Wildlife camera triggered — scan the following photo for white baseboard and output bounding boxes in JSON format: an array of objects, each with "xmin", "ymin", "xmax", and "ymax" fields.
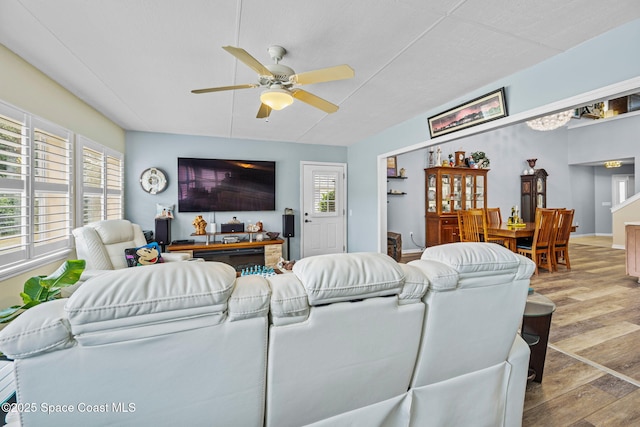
[{"xmin": 402, "ymin": 248, "xmax": 423, "ymax": 254}]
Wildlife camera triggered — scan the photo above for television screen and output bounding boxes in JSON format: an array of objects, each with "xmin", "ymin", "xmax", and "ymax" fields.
[{"xmin": 177, "ymin": 158, "xmax": 276, "ymax": 212}]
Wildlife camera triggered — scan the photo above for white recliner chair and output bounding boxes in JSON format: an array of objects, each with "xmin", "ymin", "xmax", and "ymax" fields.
[
  {"xmin": 407, "ymin": 242, "xmax": 535, "ymax": 427},
  {"xmin": 72, "ymin": 219, "xmax": 189, "ymax": 280}
]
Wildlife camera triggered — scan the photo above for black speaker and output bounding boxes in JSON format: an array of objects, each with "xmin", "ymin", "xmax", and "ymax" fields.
[
  {"xmin": 155, "ymin": 218, "xmax": 171, "ymax": 251},
  {"xmin": 282, "ymin": 214, "xmax": 295, "ymax": 238}
]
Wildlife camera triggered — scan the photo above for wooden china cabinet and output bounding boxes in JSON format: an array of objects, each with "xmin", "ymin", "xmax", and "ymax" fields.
[
  {"xmin": 425, "ymin": 166, "xmax": 489, "ymax": 247},
  {"xmin": 520, "ymin": 169, "xmax": 548, "ymax": 223}
]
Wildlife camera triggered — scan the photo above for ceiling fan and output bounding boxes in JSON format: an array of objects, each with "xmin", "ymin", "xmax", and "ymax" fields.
[{"xmin": 191, "ymin": 45, "xmax": 354, "ymax": 118}]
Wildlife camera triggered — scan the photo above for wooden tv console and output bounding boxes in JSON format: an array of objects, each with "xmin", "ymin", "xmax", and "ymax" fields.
[{"xmin": 167, "ymin": 237, "xmax": 283, "ymax": 268}]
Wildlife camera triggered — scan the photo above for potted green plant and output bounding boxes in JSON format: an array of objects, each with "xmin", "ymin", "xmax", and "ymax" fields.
[
  {"xmin": 0, "ymin": 259, "xmax": 85, "ymax": 324},
  {"xmin": 470, "ymin": 151, "xmax": 490, "ymax": 169}
]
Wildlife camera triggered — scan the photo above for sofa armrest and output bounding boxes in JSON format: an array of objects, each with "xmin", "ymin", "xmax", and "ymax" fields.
[
  {"xmin": 267, "ymin": 273, "xmax": 309, "ymax": 326},
  {"xmin": 228, "ymin": 275, "xmax": 271, "ymax": 321},
  {"xmin": 0, "ymin": 299, "xmax": 74, "ymax": 359}
]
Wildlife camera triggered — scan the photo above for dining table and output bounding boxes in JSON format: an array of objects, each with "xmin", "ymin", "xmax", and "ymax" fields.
[
  {"xmin": 485, "ymin": 223, "xmax": 537, "ymax": 252},
  {"xmin": 485, "ymin": 222, "xmax": 578, "ymax": 253}
]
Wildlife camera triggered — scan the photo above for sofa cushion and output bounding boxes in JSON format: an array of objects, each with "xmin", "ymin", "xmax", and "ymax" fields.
[
  {"xmin": 92, "ymin": 219, "xmax": 139, "ymax": 245},
  {"xmin": 65, "ymin": 261, "xmax": 237, "ymax": 334},
  {"xmin": 292, "ymin": 252, "xmax": 405, "ymax": 305},
  {"xmin": 420, "ymin": 242, "xmax": 521, "ymax": 275}
]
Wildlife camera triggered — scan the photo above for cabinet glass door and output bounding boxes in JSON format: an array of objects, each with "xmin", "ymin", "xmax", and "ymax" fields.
[
  {"xmin": 427, "ymin": 173, "xmax": 437, "ymax": 212},
  {"xmin": 441, "ymin": 174, "xmax": 451, "ymax": 213},
  {"xmin": 465, "ymin": 175, "xmax": 473, "ymax": 209},
  {"xmin": 475, "ymin": 175, "xmax": 485, "ymax": 208},
  {"xmin": 453, "ymin": 174, "xmax": 462, "ymax": 211}
]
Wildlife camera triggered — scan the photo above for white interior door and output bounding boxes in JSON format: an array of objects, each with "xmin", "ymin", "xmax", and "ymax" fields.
[
  {"xmin": 612, "ymin": 174, "xmax": 634, "ymax": 207},
  {"xmin": 301, "ymin": 162, "xmax": 347, "ymax": 258}
]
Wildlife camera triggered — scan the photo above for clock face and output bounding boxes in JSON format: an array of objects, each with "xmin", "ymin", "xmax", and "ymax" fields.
[{"xmin": 140, "ymin": 167, "xmax": 167, "ymax": 194}]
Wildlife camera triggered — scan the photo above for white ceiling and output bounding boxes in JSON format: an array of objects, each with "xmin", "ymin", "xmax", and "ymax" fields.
[{"xmin": 2, "ymin": 0, "xmax": 640, "ymax": 146}]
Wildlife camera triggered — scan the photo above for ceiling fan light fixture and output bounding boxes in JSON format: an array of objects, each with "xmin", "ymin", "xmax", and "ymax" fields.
[{"xmin": 260, "ymin": 88, "xmax": 294, "ymax": 110}]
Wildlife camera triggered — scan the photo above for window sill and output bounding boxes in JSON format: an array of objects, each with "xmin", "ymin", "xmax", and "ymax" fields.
[{"xmin": 0, "ymin": 250, "xmax": 73, "ymax": 282}]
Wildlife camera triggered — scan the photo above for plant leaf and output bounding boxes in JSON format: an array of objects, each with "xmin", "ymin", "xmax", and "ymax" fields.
[
  {"xmin": 23, "ymin": 276, "xmax": 46, "ymax": 302},
  {"xmin": 0, "ymin": 306, "xmax": 22, "ymax": 319},
  {"xmin": 39, "ymin": 260, "xmax": 86, "ymax": 290}
]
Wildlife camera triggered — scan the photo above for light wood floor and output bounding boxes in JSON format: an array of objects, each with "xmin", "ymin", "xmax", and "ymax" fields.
[{"xmin": 402, "ymin": 239, "xmax": 640, "ymax": 426}]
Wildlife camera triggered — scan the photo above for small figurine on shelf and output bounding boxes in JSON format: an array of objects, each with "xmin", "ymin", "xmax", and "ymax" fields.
[{"xmin": 192, "ymin": 215, "xmax": 207, "ymax": 235}]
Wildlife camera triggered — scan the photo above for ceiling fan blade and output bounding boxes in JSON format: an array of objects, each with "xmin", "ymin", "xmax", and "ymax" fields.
[
  {"xmin": 290, "ymin": 64, "xmax": 354, "ymax": 85},
  {"xmin": 291, "ymin": 89, "xmax": 339, "ymax": 114},
  {"xmin": 222, "ymin": 46, "xmax": 274, "ymax": 77},
  {"xmin": 257, "ymin": 103, "xmax": 272, "ymax": 119},
  {"xmin": 191, "ymin": 84, "xmax": 257, "ymax": 94}
]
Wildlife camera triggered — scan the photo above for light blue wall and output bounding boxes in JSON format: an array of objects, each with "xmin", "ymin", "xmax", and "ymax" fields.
[
  {"xmin": 349, "ymin": 18, "xmax": 640, "ymax": 252},
  {"xmin": 125, "ymin": 131, "xmax": 347, "ymax": 259},
  {"xmin": 387, "ymin": 115, "xmax": 639, "ymax": 249},
  {"xmin": 387, "ymin": 122, "xmax": 573, "ymax": 250}
]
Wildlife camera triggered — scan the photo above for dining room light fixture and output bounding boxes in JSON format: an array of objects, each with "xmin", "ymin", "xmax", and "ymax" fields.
[
  {"xmin": 526, "ymin": 110, "xmax": 573, "ymax": 131},
  {"xmin": 604, "ymin": 161, "xmax": 622, "ymax": 168},
  {"xmin": 260, "ymin": 87, "xmax": 294, "ymax": 110}
]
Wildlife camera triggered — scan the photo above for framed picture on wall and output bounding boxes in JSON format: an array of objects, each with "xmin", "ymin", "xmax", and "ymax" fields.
[
  {"xmin": 427, "ymin": 87, "xmax": 508, "ymax": 138},
  {"xmin": 387, "ymin": 156, "xmax": 397, "ymax": 177}
]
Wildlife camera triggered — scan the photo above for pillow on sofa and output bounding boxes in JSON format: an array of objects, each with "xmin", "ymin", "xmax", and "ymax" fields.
[{"xmin": 125, "ymin": 242, "xmax": 164, "ymax": 267}]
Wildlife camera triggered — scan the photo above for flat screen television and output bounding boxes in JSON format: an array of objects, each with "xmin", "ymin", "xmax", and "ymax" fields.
[{"xmin": 177, "ymin": 158, "xmax": 276, "ymax": 212}]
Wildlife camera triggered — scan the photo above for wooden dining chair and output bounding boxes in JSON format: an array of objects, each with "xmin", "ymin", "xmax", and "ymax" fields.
[
  {"xmin": 552, "ymin": 209, "xmax": 575, "ymax": 271},
  {"xmin": 486, "ymin": 208, "xmax": 502, "ymax": 228},
  {"xmin": 516, "ymin": 208, "xmax": 557, "ymax": 275},
  {"xmin": 457, "ymin": 209, "xmax": 483, "ymax": 242},
  {"xmin": 458, "ymin": 209, "xmax": 502, "ymax": 244}
]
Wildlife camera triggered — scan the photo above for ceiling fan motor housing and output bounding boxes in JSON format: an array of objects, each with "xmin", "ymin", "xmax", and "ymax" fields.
[{"xmin": 265, "ymin": 64, "xmax": 295, "ymax": 83}]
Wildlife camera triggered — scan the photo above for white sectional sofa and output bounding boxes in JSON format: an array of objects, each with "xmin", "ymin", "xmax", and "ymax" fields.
[{"xmin": 0, "ymin": 242, "xmax": 535, "ymax": 427}]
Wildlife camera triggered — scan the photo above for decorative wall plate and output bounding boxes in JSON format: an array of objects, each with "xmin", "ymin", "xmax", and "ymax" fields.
[{"xmin": 140, "ymin": 167, "xmax": 167, "ymax": 194}]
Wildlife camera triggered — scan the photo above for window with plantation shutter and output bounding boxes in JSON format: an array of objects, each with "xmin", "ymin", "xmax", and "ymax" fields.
[
  {"xmin": 0, "ymin": 102, "xmax": 73, "ymax": 272},
  {"xmin": 32, "ymin": 122, "xmax": 72, "ymax": 256},
  {"xmin": 0, "ymin": 106, "xmax": 27, "ymax": 267},
  {"xmin": 77, "ymin": 137, "xmax": 123, "ymax": 225},
  {"xmin": 0, "ymin": 100, "xmax": 124, "ymax": 279}
]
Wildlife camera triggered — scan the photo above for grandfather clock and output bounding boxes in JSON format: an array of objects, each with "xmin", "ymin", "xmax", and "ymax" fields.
[{"xmin": 521, "ymin": 169, "xmax": 548, "ymax": 223}]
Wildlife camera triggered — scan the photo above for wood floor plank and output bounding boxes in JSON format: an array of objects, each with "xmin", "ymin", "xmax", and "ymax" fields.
[
  {"xmin": 523, "ymin": 384, "xmax": 616, "ymax": 427},
  {"xmin": 523, "ymin": 361, "xmax": 605, "ymax": 410},
  {"xmin": 582, "ymin": 388, "xmax": 640, "ymax": 426},
  {"xmin": 553, "ymin": 322, "xmax": 640, "ymax": 353}
]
